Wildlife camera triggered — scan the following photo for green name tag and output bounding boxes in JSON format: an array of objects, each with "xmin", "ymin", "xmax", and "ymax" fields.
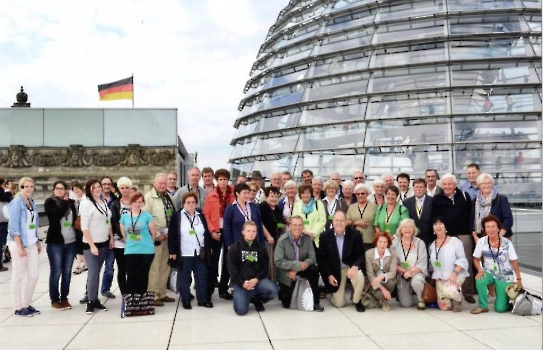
[
  {"xmin": 433, "ymin": 261, "xmax": 441, "ymax": 268},
  {"xmin": 129, "ymin": 235, "xmax": 140, "ymax": 241},
  {"xmin": 106, "ymin": 219, "xmax": 109, "ymax": 224},
  {"xmin": 277, "ymin": 223, "xmax": 284, "ymax": 228},
  {"xmin": 384, "ymin": 223, "xmax": 390, "ymax": 233},
  {"xmin": 166, "ymin": 209, "xmax": 173, "ymax": 217},
  {"xmin": 246, "ymin": 254, "xmax": 255, "ymax": 262},
  {"xmin": 493, "ymin": 265, "xmax": 498, "ymax": 271},
  {"xmin": 401, "ymin": 261, "xmax": 410, "ymax": 269},
  {"xmin": 189, "ymin": 229, "xmax": 196, "ymax": 235},
  {"xmin": 63, "ymin": 221, "xmax": 71, "ymax": 228},
  {"xmin": 327, "ymin": 215, "xmax": 333, "ymax": 220},
  {"xmin": 303, "ymin": 220, "xmax": 310, "ymax": 226},
  {"xmin": 29, "ymin": 223, "xmax": 36, "ymax": 230}
]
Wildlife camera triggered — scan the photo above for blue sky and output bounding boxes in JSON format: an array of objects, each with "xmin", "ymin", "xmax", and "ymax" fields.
[{"xmin": 0, "ymin": 0, "xmax": 287, "ymax": 172}]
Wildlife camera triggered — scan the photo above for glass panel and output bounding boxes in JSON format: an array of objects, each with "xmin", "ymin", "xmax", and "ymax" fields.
[
  {"xmin": 240, "ymin": 96, "xmax": 264, "ymax": 117},
  {"xmin": 296, "ymin": 122, "xmax": 366, "ymax": 151},
  {"xmin": 308, "ymin": 51, "xmax": 370, "ymax": 79},
  {"xmin": 323, "ymin": 8, "xmax": 377, "ymax": 33},
  {"xmin": 251, "ymin": 155, "xmax": 299, "ymax": 177},
  {"xmin": 451, "ymin": 62, "xmax": 539, "ymax": 86},
  {"xmin": 371, "ymin": 42, "xmax": 447, "ymax": 68},
  {"xmin": 449, "ymin": 37, "xmax": 534, "ymax": 60},
  {"xmin": 379, "ymin": 0, "xmax": 444, "ymax": 21},
  {"xmin": 373, "ymin": 19, "xmax": 446, "ymax": 44},
  {"xmin": 368, "ymin": 66, "xmax": 448, "ymax": 93},
  {"xmin": 315, "ymin": 28, "xmax": 374, "ymax": 56},
  {"xmin": 453, "ymin": 115, "xmax": 541, "ymax": 143},
  {"xmin": 522, "ymin": 0, "xmax": 542, "ymax": 9},
  {"xmin": 276, "ymin": 24, "xmax": 320, "ymax": 50},
  {"xmin": 366, "ymin": 92, "xmax": 450, "ymax": 120},
  {"xmin": 529, "ymin": 37, "xmax": 541, "ymax": 56},
  {"xmin": 247, "ymin": 65, "xmax": 310, "ymax": 96},
  {"xmin": 303, "ymin": 73, "xmax": 369, "ymax": 102},
  {"xmin": 269, "ymin": 43, "xmax": 315, "ymax": 70},
  {"xmin": 293, "ymin": 153, "xmax": 368, "ymax": 179},
  {"xmin": 44, "ymin": 109, "xmax": 103, "ymax": 147},
  {"xmin": 0, "ymin": 109, "xmax": 43, "ymax": 147},
  {"xmin": 233, "ymin": 121, "xmax": 258, "ymax": 140},
  {"xmin": 230, "ymin": 139, "xmax": 256, "ymax": 159},
  {"xmin": 230, "ymin": 162, "xmax": 254, "ymax": 177},
  {"xmin": 364, "ymin": 146, "xmax": 452, "ymax": 174},
  {"xmin": 299, "ymin": 102, "xmax": 367, "ymax": 126},
  {"xmin": 449, "ymin": 14, "xmax": 529, "ymax": 35},
  {"xmin": 104, "ymin": 109, "xmax": 176, "ymax": 147},
  {"xmin": 332, "ymin": 0, "xmax": 376, "ymax": 11},
  {"xmin": 255, "ymin": 113, "xmax": 301, "ymax": 134},
  {"xmin": 274, "ymin": 5, "xmax": 328, "ymax": 38},
  {"xmin": 258, "ymin": 84, "xmax": 305, "ymax": 111},
  {"xmin": 252, "ymin": 134, "xmax": 300, "ymax": 156},
  {"xmin": 452, "ymin": 88, "xmax": 541, "ymax": 114},
  {"xmin": 524, "ymin": 14, "xmax": 542, "ymax": 32},
  {"xmin": 365, "ymin": 118, "xmax": 451, "ymax": 147},
  {"xmin": 448, "ymin": 0, "xmax": 520, "ymax": 11},
  {"xmin": 453, "ymin": 143, "xmax": 540, "ymax": 172}
]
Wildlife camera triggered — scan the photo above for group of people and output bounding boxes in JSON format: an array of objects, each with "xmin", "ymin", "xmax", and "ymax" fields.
[{"xmin": 0, "ymin": 163, "xmax": 523, "ymax": 318}]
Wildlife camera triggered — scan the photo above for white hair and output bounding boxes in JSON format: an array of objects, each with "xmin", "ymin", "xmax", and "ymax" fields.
[
  {"xmin": 441, "ymin": 173, "xmax": 457, "ymax": 184},
  {"xmin": 117, "ymin": 177, "xmax": 133, "ymax": 187},
  {"xmin": 312, "ymin": 176, "xmax": 324, "ymax": 184},
  {"xmin": 373, "ymin": 178, "xmax": 385, "ymax": 186},
  {"xmin": 354, "ymin": 183, "xmax": 372, "ymax": 195},
  {"xmin": 342, "ymin": 180, "xmax": 354, "ymax": 189},
  {"xmin": 381, "ymin": 173, "xmax": 394, "ymax": 181},
  {"xmin": 154, "ymin": 173, "xmax": 167, "ymax": 181},
  {"xmin": 476, "ymin": 173, "xmax": 494, "ymax": 186},
  {"xmin": 283, "ymin": 179, "xmax": 297, "ymax": 189},
  {"xmin": 270, "ymin": 171, "xmax": 281, "ymax": 178}
]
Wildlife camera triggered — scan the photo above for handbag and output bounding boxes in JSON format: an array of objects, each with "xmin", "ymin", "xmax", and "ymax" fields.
[
  {"xmin": 441, "ymin": 282, "xmax": 461, "ymax": 301},
  {"xmin": 422, "ymin": 281, "xmax": 437, "ymax": 303},
  {"xmin": 121, "ymin": 292, "xmax": 156, "ymax": 318},
  {"xmin": 289, "ymin": 276, "xmax": 314, "ymax": 311},
  {"xmin": 0, "ymin": 201, "xmax": 8, "ymax": 223},
  {"xmin": 511, "ymin": 290, "xmax": 543, "ymax": 316},
  {"xmin": 73, "ymin": 216, "xmax": 81, "ymax": 231},
  {"xmin": 168, "ymin": 267, "xmax": 179, "ymax": 294}
]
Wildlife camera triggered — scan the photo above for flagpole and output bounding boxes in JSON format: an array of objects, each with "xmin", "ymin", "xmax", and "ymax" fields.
[{"xmin": 132, "ymin": 73, "xmax": 134, "ymax": 108}]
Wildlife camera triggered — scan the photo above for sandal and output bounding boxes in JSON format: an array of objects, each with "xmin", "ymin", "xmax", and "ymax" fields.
[
  {"xmin": 82, "ymin": 265, "xmax": 88, "ymax": 271},
  {"xmin": 73, "ymin": 267, "xmax": 83, "ymax": 275},
  {"xmin": 470, "ymin": 306, "xmax": 489, "ymax": 314}
]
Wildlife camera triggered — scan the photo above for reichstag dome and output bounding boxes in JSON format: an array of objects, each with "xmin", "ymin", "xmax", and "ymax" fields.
[{"xmin": 229, "ymin": 0, "xmax": 542, "ymax": 205}]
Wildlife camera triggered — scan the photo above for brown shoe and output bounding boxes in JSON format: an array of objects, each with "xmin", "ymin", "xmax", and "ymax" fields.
[
  {"xmin": 161, "ymin": 296, "xmax": 175, "ymax": 302},
  {"xmin": 452, "ymin": 300, "xmax": 462, "ymax": 313},
  {"xmin": 0, "ymin": 266, "xmax": 8, "ymax": 272},
  {"xmin": 464, "ymin": 295, "xmax": 476, "ymax": 304},
  {"xmin": 61, "ymin": 300, "xmax": 72, "ymax": 310},
  {"xmin": 471, "ymin": 306, "xmax": 489, "ymax": 314},
  {"xmin": 154, "ymin": 299, "xmax": 164, "ymax": 307},
  {"xmin": 51, "ymin": 302, "xmax": 65, "ymax": 310}
]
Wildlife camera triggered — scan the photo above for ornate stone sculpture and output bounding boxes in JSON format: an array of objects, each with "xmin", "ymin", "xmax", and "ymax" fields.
[{"xmin": 12, "ymin": 86, "xmax": 31, "ymax": 108}]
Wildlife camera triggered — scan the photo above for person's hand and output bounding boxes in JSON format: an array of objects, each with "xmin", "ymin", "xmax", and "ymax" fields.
[
  {"xmin": 288, "ymin": 270, "xmax": 297, "ymax": 280},
  {"xmin": 347, "ymin": 266, "xmax": 358, "ymax": 280},
  {"xmin": 37, "ymin": 242, "xmax": 42, "ymax": 254},
  {"xmin": 447, "ymin": 272, "xmax": 458, "ymax": 284},
  {"xmin": 517, "ymin": 279, "xmax": 523, "ymax": 290},
  {"xmin": 109, "ymin": 238, "xmax": 114, "ymax": 249},
  {"xmin": 403, "ymin": 271, "xmax": 412, "ymax": 280},
  {"xmin": 300, "ymin": 262, "xmax": 308, "ymax": 271},
  {"xmin": 267, "ymin": 236, "xmax": 274, "ymax": 245},
  {"xmin": 475, "ymin": 270, "xmax": 485, "ymax": 280},
  {"xmin": 243, "ymin": 281, "xmax": 252, "ymax": 290},
  {"xmin": 18, "ymin": 248, "xmax": 27, "ymax": 258},
  {"xmin": 358, "ymin": 220, "xmax": 368, "ymax": 228},
  {"xmin": 328, "ymin": 275, "xmax": 338, "ymax": 287},
  {"xmin": 371, "ymin": 276, "xmax": 383, "ymax": 289},
  {"xmin": 382, "ymin": 288, "xmax": 392, "ymax": 300},
  {"xmin": 211, "ymin": 232, "xmax": 221, "ymax": 241},
  {"xmin": 158, "ymin": 234, "xmax": 166, "ymax": 242},
  {"xmin": 90, "ymin": 246, "xmax": 99, "ymax": 256},
  {"xmin": 170, "ymin": 254, "xmax": 177, "ymax": 261},
  {"xmin": 246, "ymin": 278, "xmax": 258, "ymax": 289}
]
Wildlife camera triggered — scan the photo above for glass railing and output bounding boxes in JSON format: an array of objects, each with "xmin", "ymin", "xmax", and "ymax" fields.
[{"xmin": 509, "ymin": 208, "xmax": 542, "ymax": 272}]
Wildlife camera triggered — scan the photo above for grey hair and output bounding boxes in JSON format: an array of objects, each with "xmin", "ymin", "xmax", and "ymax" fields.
[
  {"xmin": 373, "ymin": 178, "xmax": 385, "ymax": 186},
  {"xmin": 312, "ymin": 176, "xmax": 324, "ymax": 184},
  {"xmin": 283, "ymin": 179, "xmax": 297, "ymax": 189},
  {"xmin": 396, "ymin": 218, "xmax": 420, "ymax": 237},
  {"xmin": 476, "ymin": 173, "xmax": 494, "ymax": 186},
  {"xmin": 342, "ymin": 180, "xmax": 354, "ymax": 189},
  {"xmin": 270, "ymin": 171, "xmax": 281, "ymax": 178},
  {"xmin": 354, "ymin": 183, "xmax": 372, "ymax": 195},
  {"xmin": 381, "ymin": 173, "xmax": 394, "ymax": 181},
  {"xmin": 441, "ymin": 173, "xmax": 457, "ymax": 184},
  {"xmin": 117, "ymin": 177, "xmax": 133, "ymax": 187},
  {"xmin": 154, "ymin": 173, "xmax": 167, "ymax": 181}
]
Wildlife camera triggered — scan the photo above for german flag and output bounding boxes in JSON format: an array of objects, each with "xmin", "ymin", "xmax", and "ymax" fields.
[{"xmin": 98, "ymin": 76, "xmax": 133, "ymax": 101}]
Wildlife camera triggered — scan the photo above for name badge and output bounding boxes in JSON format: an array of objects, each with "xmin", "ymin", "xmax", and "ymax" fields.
[
  {"xmin": 384, "ymin": 223, "xmax": 390, "ymax": 233},
  {"xmin": 246, "ymin": 254, "xmax": 255, "ymax": 262},
  {"xmin": 106, "ymin": 219, "xmax": 110, "ymax": 224},
  {"xmin": 29, "ymin": 223, "xmax": 36, "ymax": 230},
  {"xmin": 63, "ymin": 221, "xmax": 71, "ymax": 228},
  {"xmin": 433, "ymin": 261, "xmax": 441, "ymax": 268},
  {"xmin": 128, "ymin": 229, "xmax": 141, "ymax": 241},
  {"xmin": 493, "ymin": 265, "xmax": 498, "ymax": 272},
  {"xmin": 327, "ymin": 215, "xmax": 333, "ymax": 220},
  {"xmin": 189, "ymin": 229, "xmax": 196, "ymax": 235},
  {"xmin": 303, "ymin": 220, "xmax": 310, "ymax": 226},
  {"xmin": 166, "ymin": 209, "xmax": 173, "ymax": 217},
  {"xmin": 401, "ymin": 261, "xmax": 410, "ymax": 269}
]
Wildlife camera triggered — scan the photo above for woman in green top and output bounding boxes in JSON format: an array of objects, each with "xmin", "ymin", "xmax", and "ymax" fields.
[
  {"xmin": 292, "ymin": 184, "xmax": 326, "ymax": 247},
  {"xmin": 373, "ymin": 186, "xmax": 409, "ymax": 237}
]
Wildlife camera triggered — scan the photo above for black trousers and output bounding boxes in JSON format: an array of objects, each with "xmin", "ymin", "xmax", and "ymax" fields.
[
  {"xmin": 125, "ymin": 254, "xmax": 154, "ymax": 295},
  {"xmin": 278, "ymin": 264, "xmax": 320, "ymax": 308},
  {"xmin": 207, "ymin": 233, "xmax": 230, "ymax": 298},
  {"xmin": 113, "ymin": 248, "xmax": 128, "ymax": 295}
]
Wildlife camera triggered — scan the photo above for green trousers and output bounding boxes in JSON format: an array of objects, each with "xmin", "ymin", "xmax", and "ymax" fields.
[{"xmin": 475, "ymin": 272, "xmax": 511, "ymax": 312}]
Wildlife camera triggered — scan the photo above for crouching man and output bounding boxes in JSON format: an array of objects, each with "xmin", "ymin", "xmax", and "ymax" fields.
[{"xmin": 227, "ymin": 221, "xmax": 278, "ymax": 315}]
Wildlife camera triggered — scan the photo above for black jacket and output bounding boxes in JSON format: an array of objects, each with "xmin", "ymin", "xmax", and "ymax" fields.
[
  {"xmin": 0, "ymin": 188, "xmax": 13, "ymax": 203},
  {"xmin": 227, "ymin": 237, "xmax": 269, "ymax": 287},
  {"xmin": 168, "ymin": 209, "xmax": 211, "ymax": 268},
  {"xmin": 431, "ymin": 188, "xmax": 472, "ymax": 236},
  {"xmin": 110, "ymin": 199, "xmax": 129, "ymax": 239},
  {"xmin": 44, "ymin": 197, "xmax": 77, "ymax": 245},
  {"xmin": 403, "ymin": 195, "xmax": 434, "ymax": 247},
  {"xmin": 318, "ymin": 227, "xmax": 365, "ymax": 293}
]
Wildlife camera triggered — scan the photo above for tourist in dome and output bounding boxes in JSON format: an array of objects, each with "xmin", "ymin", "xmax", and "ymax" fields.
[
  {"xmin": 346, "ymin": 183, "xmax": 377, "ymax": 253},
  {"xmin": 292, "ymin": 184, "xmax": 326, "ymax": 247},
  {"xmin": 365, "ymin": 232, "xmax": 397, "ymax": 311},
  {"xmin": 278, "ymin": 180, "xmax": 298, "ymax": 224},
  {"xmin": 322, "ymin": 180, "xmax": 348, "ymax": 231},
  {"xmin": 374, "ymin": 186, "xmax": 409, "ymax": 237}
]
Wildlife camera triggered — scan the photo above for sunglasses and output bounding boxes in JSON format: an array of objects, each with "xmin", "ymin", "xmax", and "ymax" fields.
[{"xmin": 353, "ymin": 177, "xmax": 364, "ymax": 180}]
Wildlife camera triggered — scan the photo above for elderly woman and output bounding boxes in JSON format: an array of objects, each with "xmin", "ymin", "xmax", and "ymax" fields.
[
  {"xmin": 259, "ymin": 186, "xmax": 286, "ymax": 279},
  {"xmin": 347, "ymin": 184, "xmax": 377, "ymax": 253},
  {"xmin": 323, "ymin": 180, "xmax": 348, "ymax": 230},
  {"xmin": 369, "ymin": 179, "xmax": 386, "ymax": 206},
  {"xmin": 471, "ymin": 215, "xmax": 523, "ymax": 314},
  {"xmin": 391, "ymin": 219, "xmax": 428, "ymax": 310},
  {"xmin": 312, "ymin": 176, "xmax": 325, "ymax": 201},
  {"xmin": 45, "ymin": 181, "xmax": 78, "ymax": 310},
  {"xmin": 278, "ymin": 180, "xmax": 297, "ymax": 224},
  {"xmin": 340, "ymin": 180, "xmax": 355, "ymax": 206},
  {"xmin": 374, "ymin": 186, "xmax": 409, "ymax": 236},
  {"xmin": 248, "ymin": 183, "xmax": 260, "ymax": 203},
  {"xmin": 292, "ymin": 184, "xmax": 326, "ymax": 247},
  {"xmin": 168, "ymin": 192, "xmax": 212, "ymax": 309},
  {"xmin": 429, "ymin": 217, "xmax": 469, "ymax": 312},
  {"xmin": 365, "ymin": 232, "xmax": 397, "ymax": 311},
  {"xmin": 470, "ymin": 173, "xmax": 513, "ymax": 243}
]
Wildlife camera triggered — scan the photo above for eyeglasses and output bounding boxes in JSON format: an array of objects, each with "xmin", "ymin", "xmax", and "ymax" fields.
[
  {"xmin": 93, "ymin": 185, "xmax": 102, "ymax": 189},
  {"xmin": 54, "ymin": 187, "xmax": 66, "ymax": 190},
  {"xmin": 101, "ymin": 183, "xmax": 111, "ymax": 187},
  {"xmin": 167, "ymin": 178, "xmax": 176, "ymax": 181},
  {"xmin": 353, "ymin": 177, "xmax": 364, "ymax": 180},
  {"xmin": 250, "ymin": 189, "xmax": 258, "ymax": 193},
  {"xmin": 356, "ymin": 192, "xmax": 367, "ymax": 196}
]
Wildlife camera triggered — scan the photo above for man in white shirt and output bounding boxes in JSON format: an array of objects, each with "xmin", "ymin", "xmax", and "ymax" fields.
[{"xmin": 425, "ymin": 169, "xmax": 442, "ymax": 196}]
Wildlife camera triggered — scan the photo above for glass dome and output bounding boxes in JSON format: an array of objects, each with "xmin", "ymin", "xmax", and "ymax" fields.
[{"xmin": 229, "ymin": 0, "xmax": 542, "ymax": 205}]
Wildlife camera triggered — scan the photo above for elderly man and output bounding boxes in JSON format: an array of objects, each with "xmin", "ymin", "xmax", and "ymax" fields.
[
  {"xmin": 403, "ymin": 179, "xmax": 433, "ymax": 248},
  {"xmin": 462, "ymin": 163, "xmax": 480, "ymax": 200},
  {"xmin": 352, "ymin": 171, "xmax": 365, "ymax": 186},
  {"xmin": 144, "ymin": 173, "xmax": 178, "ymax": 306},
  {"xmin": 274, "ymin": 215, "xmax": 323, "ymax": 312},
  {"xmin": 301, "ymin": 169, "xmax": 313, "ymax": 186},
  {"xmin": 396, "ymin": 173, "xmax": 414, "ymax": 204},
  {"xmin": 425, "ymin": 169, "xmax": 442, "ymax": 196},
  {"xmin": 173, "ymin": 167, "xmax": 207, "ymax": 210},
  {"xmin": 431, "ymin": 173, "xmax": 476, "ymax": 303},
  {"xmin": 318, "ymin": 211, "xmax": 366, "ymax": 312},
  {"xmin": 381, "ymin": 173, "xmax": 395, "ymax": 188},
  {"xmin": 249, "ymin": 170, "xmax": 266, "ymax": 203}
]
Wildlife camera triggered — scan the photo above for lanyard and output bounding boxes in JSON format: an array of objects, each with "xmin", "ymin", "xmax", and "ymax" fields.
[
  {"xmin": 130, "ymin": 210, "xmax": 142, "ymax": 232},
  {"xmin": 416, "ymin": 198, "xmax": 423, "ymax": 218},
  {"xmin": 183, "ymin": 211, "xmax": 199, "ymax": 229},
  {"xmin": 93, "ymin": 199, "xmax": 109, "ymax": 219},
  {"xmin": 326, "ymin": 199, "xmax": 337, "ymax": 215},
  {"xmin": 435, "ymin": 237, "xmax": 447, "ymax": 261},
  {"xmin": 488, "ymin": 237, "xmax": 501, "ymax": 265},
  {"xmin": 26, "ymin": 204, "xmax": 35, "ymax": 222},
  {"xmin": 385, "ymin": 204, "xmax": 396, "ymax": 223},
  {"xmin": 401, "ymin": 240, "xmax": 412, "ymax": 262},
  {"xmin": 358, "ymin": 203, "xmax": 368, "ymax": 218},
  {"xmin": 235, "ymin": 201, "xmax": 251, "ymax": 221}
]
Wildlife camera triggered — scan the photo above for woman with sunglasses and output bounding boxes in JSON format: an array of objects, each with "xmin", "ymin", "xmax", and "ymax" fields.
[{"xmin": 347, "ymin": 183, "xmax": 377, "ymax": 253}]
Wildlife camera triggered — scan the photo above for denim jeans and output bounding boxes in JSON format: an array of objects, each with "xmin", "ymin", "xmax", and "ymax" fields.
[
  {"xmin": 101, "ymin": 250, "xmax": 116, "ymax": 294},
  {"xmin": 180, "ymin": 253, "xmax": 208, "ymax": 303},
  {"xmin": 47, "ymin": 242, "xmax": 76, "ymax": 303},
  {"xmin": 84, "ymin": 246, "xmax": 109, "ymax": 301},
  {"xmin": 233, "ymin": 278, "xmax": 278, "ymax": 315},
  {"xmin": 0, "ymin": 222, "xmax": 7, "ymax": 268}
]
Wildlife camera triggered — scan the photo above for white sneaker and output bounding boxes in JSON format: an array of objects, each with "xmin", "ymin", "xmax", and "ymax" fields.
[{"xmin": 488, "ymin": 295, "xmax": 496, "ymax": 304}]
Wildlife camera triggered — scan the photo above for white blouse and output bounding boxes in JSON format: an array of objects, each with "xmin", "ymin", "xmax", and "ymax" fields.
[{"xmin": 429, "ymin": 237, "xmax": 469, "ymax": 280}]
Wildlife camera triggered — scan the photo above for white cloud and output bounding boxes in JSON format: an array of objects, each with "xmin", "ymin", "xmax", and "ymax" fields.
[{"xmin": 0, "ymin": 0, "xmax": 287, "ymax": 173}]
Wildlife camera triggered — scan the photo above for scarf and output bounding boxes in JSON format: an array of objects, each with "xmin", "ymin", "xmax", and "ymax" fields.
[
  {"xmin": 217, "ymin": 186, "xmax": 232, "ymax": 218},
  {"xmin": 301, "ymin": 198, "xmax": 316, "ymax": 216},
  {"xmin": 475, "ymin": 189, "xmax": 495, "ymax": 234},
  {"xmin": 51, "ymin": 195, "xmax": 70, "ymax": 216}
]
